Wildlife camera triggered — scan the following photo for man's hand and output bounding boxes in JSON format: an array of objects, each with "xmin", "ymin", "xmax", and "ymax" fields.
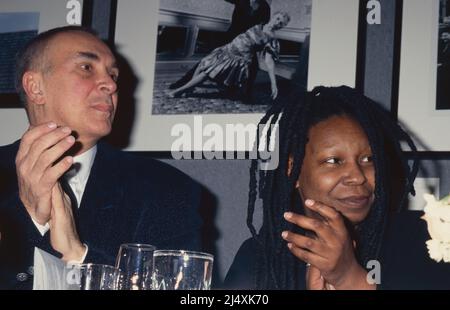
[
  {"xmin": 49, "ymin": 183, "xmax": 85, "ymax": 262},
  {"xmin": 15, "ymin": 123, "xmax": 75, "ymax": 225},
  {"xmin": 282, "ymin": 199, "xmax": 375, "ymax": 290}
]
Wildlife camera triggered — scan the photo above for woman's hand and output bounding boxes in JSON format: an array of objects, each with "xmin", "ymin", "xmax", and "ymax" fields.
[
  {"xmin": 282, "ymin": 199, "xmax": 375, "ymax": 290},
  {"xmin": 271, "ymin": 82, "xmax": 278, "ymax": 100},
  {"xmin": 306, "ymin": 263, "xmax": 338, "ymax": 290},
  {"xmin": 306, "ymin": 264, "xmax": 325, "ymax": 290}
]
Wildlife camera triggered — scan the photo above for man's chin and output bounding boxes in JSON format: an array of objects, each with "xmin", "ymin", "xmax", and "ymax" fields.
[{"xmin": 83, "ymin": 126, "xmax": 112, "ymax": 142}]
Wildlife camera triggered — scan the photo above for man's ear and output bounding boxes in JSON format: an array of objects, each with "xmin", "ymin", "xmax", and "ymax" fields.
[
  {"xmin": 287, "ymin": 155, "xmax": 301, "ymax": 189},
  {"xmin": 22, "ymin": 71, "xmax": 45, "ymax": 105}
]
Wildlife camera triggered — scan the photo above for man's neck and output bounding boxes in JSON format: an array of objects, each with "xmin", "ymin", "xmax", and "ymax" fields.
[{"xmin": 68, "ymin": 138, "xmax": 98, "ymax": 157}]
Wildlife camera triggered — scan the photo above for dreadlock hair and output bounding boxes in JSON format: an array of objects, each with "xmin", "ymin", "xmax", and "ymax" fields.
[{"xmin": 246, "ymin": 85, "xmax": 419, "ymax": 289}]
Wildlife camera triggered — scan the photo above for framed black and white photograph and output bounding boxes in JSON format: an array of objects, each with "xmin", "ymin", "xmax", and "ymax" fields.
[
  {"xmin": 114, "ymin": 0, "xmax": 360, "ymax": 152},
  {"xmin": 398, "ymin": 0, "xmax": 450, "ymax": 151},
  {"xmin": 152, "ymin": 0, "xmax": 311, "ymax": 115}
]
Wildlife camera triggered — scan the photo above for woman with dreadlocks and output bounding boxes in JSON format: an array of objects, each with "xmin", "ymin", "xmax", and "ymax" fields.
[{"xmin": 224, "ymin": 85, "xmax": 450, "ymax": 289}]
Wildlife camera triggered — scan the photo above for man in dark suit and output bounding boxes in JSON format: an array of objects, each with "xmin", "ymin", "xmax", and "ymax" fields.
[
  {"xmin": 224, "ymin": 0, "xmax": 271, "ymax": 43},
  {"xmin": 0, "ymin": 26, "xmax": 202, "ymax": 289},
  {"xmin": 224, "ymin": 0, "xmax": 271, "ymax": 102}
]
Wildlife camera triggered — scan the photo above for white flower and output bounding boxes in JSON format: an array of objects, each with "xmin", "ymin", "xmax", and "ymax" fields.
[
  {"xmin": 444, "ymin": 243, "xmax": 450, "ymax": 263},
  {"xmin": 422, "ymin": 194, "xmax": 450, "ymax": 262},
  {"xmin": 426, "ymin": 240, "xmax": 444, "ymax": 262}
]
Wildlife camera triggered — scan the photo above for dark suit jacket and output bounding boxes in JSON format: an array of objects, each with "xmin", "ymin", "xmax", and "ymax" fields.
[
  {"xmin": 0, "ymin": 141, "xmax": 202, "ymax": 290},
  {"xmin": 224, "ymin": 211, "xmax": 450, "ymax": 290}
]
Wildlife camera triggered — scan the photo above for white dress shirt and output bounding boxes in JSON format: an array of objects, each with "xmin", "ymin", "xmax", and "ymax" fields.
[{"xmin": 31, "ymin": 145, "xmax": 97, "ymax": 262}]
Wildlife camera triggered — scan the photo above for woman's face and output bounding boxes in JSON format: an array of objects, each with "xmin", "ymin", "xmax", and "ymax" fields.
[
  {"xmin": 270, "ymin": 13, "xmax": 289, "ymax": 31},
  {"xmin": 296, "ymin": 115, "xmax": 376, "ymax": 224}
]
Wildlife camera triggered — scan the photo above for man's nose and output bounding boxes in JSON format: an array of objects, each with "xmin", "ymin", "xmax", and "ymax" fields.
[{"xmin": 99, "ymin": 73, "xmax": 117, "ymax": 94}]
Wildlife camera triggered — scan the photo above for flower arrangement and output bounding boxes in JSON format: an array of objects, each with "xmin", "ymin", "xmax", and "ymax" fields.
[{"xmin": 422, "ymin": 194, "xmax": 450, "ymax": 263}]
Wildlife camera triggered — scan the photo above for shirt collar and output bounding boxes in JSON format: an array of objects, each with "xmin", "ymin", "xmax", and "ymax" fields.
[{"xmin": 65, "ymin": 145, "xmax": 97, "ymax": 185}]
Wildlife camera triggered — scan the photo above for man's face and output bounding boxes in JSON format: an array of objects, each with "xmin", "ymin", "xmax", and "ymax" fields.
[
  {"xmin": 297, "ymin": 115, "xmax": 376, "ymax": 224},
  {"xmin": 39, "ymin": 31, "xmax": 119, "ymax": 144}
]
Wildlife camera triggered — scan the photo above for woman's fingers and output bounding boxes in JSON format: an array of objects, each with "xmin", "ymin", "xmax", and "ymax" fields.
[
  {"xmin": 286, "ymin": 242, "xmax": 327, "ymax": 270},
  {"xmin": 304, "ymin": 199, "xmax": 346, "ymax": 233},
  {"xmin": 281, "ymin": 230, "xmax": 325, "ymax": 257},
  {"xmin": 283, "ymin": 211, "xmax": 333, "ymax": 241}
]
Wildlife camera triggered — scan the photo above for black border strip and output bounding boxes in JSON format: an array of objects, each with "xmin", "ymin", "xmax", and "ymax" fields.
[
  {"xmin": 405, "ymin": 151, "xmax": 450, "ymax": 160},
  {"xmin": 107, "ymin": 0, "xmax": 118, "ymax": 45},
  {"xmin": 0, "ymin": 93, "xmax": 22, "ymax": 109},
  {"xmin": 390, "ymin": 0, "xmax": 404, "ymax": 119},
  {"xmin": 130, "ymin": 151, "xmax": 450, "ymax": 161},
  {"xmin": 131, "ymin": 151, "xmax": 174, "ymax": 159},
  {"xmin": 129, "ymin": 151, "xmax": 261, "ymax": 160},
  {"xmin": 355, "ymin": 0, "xmax": 368, "ymax": 91},
  {"xmin": 81, "ymin": 0, "xmax": 94, "ymax": 27}
]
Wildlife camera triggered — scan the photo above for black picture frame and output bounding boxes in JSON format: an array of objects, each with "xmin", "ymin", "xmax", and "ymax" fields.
[{"xmin": 0, "ymin": 93, "xmax": 22, "ymax": 108}]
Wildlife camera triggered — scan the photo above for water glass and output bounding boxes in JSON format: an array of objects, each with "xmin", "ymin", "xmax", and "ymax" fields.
[
  {"xmin": 115, "ymin": 243, "xmax": 156, "ymax": 290},
  {"xmin": 76, "ymin": 264, "xmax": 119, "ymax": 290},
  {"xmin": 152, "ymin": 250, "xmax": 213, "ymax": 290}
]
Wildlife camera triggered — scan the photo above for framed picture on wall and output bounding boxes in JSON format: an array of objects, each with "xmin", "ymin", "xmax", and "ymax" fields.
[
  {"xmin": 152, "ymin": 0, "xmax": 311, "ymax": 115},
  {"xmin": 114, "ymin": 0, "xmax": 360, "ymax": 153},
  {"xmin": 0, "ymin": 0, "xmax": 84, "ymax": 109},
  {"xmin": 398, "ymin": 0, "xmax": 450, "ymax": 151}
]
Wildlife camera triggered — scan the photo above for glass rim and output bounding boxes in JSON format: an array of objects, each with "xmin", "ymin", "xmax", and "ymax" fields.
[
  {"xmin": 77, "ymin": 263, "xmax": 119, "ymax": 271},
  {"xmin": 153, "ymin": 250, "xmax": 214, "ymax": 261},
  {"xmin": 119, "ymin": 243, "xmax": 157, "ymax": 251}
]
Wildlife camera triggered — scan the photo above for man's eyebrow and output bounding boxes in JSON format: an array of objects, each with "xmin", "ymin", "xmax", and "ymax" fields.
[
  {"xmin": 74, "ymin": 51, "xmax": 100, "ymax": 61},
  {"xmin": 73, "ymin": 51, "xmax": 118, "ymax": 69}
]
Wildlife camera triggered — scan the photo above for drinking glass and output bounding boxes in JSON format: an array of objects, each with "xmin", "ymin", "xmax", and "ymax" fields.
[
  {"xmin": 152, "ymin": 250, "xmax": 213, "ymax": 290},
  {"xmin": 76, "ymin": 264, "xmax": 119, "ymax": 290},
  {"xmin": 115, "ymin": 243, "xmax": 156, "ymax": 290}
]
